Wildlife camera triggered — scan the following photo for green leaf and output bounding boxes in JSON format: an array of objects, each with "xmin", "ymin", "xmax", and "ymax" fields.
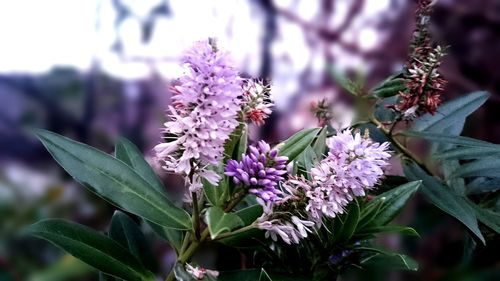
[
  {"xmin": 452, "ymin": 158, "xmax": 500, "ymax": 178},
  {"xmin": 278, "ymin": 128, "xmax": 321, "ymax": 162},
  {"xmin": 360, "ymin": 252, "xmax": 418, "ymax": 271},
  {"xmin": 109, "ymin": 211, "xmax": 156, "ymax": 271},
  {"xmin": 437, "ymin": 146, "xmax": 500, "ymax": 160},
  {"xmin": 236, "ymin": 124, "xmax": 248, "ymax": 161},
  {"xmin": 412, "ymin": 91, "xmax": 489, "ymax": 132},
  {"xmin": 371, "ymin": 76, "xmax": 406, "ymax": 98},
  {"xmin": 205, "ymin": 207, "xmax": 244, "ymax": 239},
  {"xmin": 312, "ymin": 126, "xmax": 328, "ymax": 159},
  {"xmin": 35, "ymin": 130, "xmax": 191, "ymax": 230},
  {"xmin": 204, "ymin": 176, "xmax": 228, "ymax": 207},
  {"xmin": 99, "ymin": 272, "xmax": 118, "ymax": 281},
  {"xmin": 365, "ymin": 181, "xmax": 421, "ymax": 227},
  {"xmin": 403, "ymin": 161, "xmax": 485, "ymax": 244},
  {"xmin": 24, "ymin": 219, "xmax": 155, "ymax": 281},
  {"xmin": 402, "ymin": 131, "xmax": 496, "ymax": 148},
  {"xmin": 224, "ymin": 124, "xmax": 246, "ymax": 163},
  {"xmin": 335, "ymin": 201, "xmax": 360, "ymax": 242},
  {"xmin": 147, "ymin": 223, "xmax": 183, "ymax": 253},
  {"xmin": 114, "ymin": 138, "xmax": 186, "ymax": 252},
  {"xmin": 466, "ymin": 177, "xmax": 500, "ymax": 195},
  {"xmin": 356, "ymin": 225, "xmax": 419, "ymax": 237},
  {"xmin": 115, "ymin": 138, "xmax": 165, "ymax": 194},
  {"xmin": 235, "ymin": 204, "xmax": 263, "ymax": 225},
  {"xmin": 296, "ymin": 146, "xmax": 318, "ymax": 176},
  {"xmin": 468, "ymin": 203, "xmax": 500, "ymax": 234}
]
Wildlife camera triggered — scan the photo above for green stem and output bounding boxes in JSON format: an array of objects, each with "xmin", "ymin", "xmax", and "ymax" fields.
[
  {"xmin": 212, "ymin": 224, "xmax": 256, "ymax": 241},
  {"xmin": 369, "ymin": 116, "xmax": 434, "ymax": 175},
  {"xmin": 164, "ymin": 193, "xmax": 247, "ymax": 281},
  {"xmin": 192, "ymin": 192, "xmax": 200, "ymax": 240}
]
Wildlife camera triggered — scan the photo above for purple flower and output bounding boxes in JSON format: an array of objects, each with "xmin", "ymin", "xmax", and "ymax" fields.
[
  {"xmin": 154, "ymin": 40, "xmax": 241, "ymax": 195},
  {"xmin": 225, "ymin": 140, "xmax": 288, "ymax": 202}
]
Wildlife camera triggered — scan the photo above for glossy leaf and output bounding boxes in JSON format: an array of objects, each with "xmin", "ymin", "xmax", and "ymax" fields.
[
  {"xmin": 205, "ymin": 207, "xmax": 244, "ymax": 239},
  {"xmin": 360, "ymin": 251, "xmax": 418, "ymax": 271},
  {"xmin": 468, "ymin": 203, "xmax": 500, "ymax": 234},
  {"xmin": 452, "ymin": 158, "xmax": 500, "ymax": 178},
  {"xmin": 335, "ymin": 201, "xmax": 360, "ymax": 242},
  {"xmin": 356, "ymin": 225, "xmax": 419, "ymax": 237},
  {"xmin": 437, "ymin": 146, "xmax": 500, "ymax": 160},
  {"xmin": 114, "ymin": 138, "xmax": 186, "ymax": 251},
  {"xmin": 403, "ymin": 161, "xmax": 485, "ymax": 244},
  {"xmin": 412, "ymin": 91, "xmax": 489, "ymax": 132},
  {"xmin": 312, "ymin": 126, "xmax": 328, "ymax": 159},
  {"xmin": 402, "ymin": 131, "xmax": 495, "ymax": 148},
  {"xmin": 204, "ymin": 176, "xmax": 228, "ymax": 207},
  {"xmin": 115, "ymin": 138, "xmax": 165, "ymax": 194},
  {"xmin": 109, "ymin": 211, "xmax": 156, "ymax": 271},
  {"xmin": 24, "ymin": 219, "xmax": 155, "ymax": 281},
  {"xmin": 366, "ymin": 181, "xmax": 421, "ymax": 227},
  {"xmin": 466, "ymin": 177, "xmax": 500, "ymax": 195},
  {"xmin": 35, "ymin": 130, "xmax": 191, "ymax": 230},
  {"xmin": 371, "ymin": 77, "xmax": 406, "ymax": 98},
  {"xmin": 278, "ymin": 128, "xmax": 321, "ymax": 162},
  {"xmin": 235, "ymin": 204, "xmax": 263, "ymax": 225}
]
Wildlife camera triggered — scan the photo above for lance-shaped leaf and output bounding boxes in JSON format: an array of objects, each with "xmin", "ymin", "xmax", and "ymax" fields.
[
  {"xmin": 278, "ymin": 128, "xmax": 321, "ymax": 162},
  {"xmin": 109, "ymin": 211, "xmax": 157, "ymax": 272},
  {"xmin": 114, "ymin": 138, "xmax": 185, "ymax": 252},
  {"xmin": 24, "ymin": 219, "xmax": 155, "ymax": 281},
  {"xmin": 411, "ymin": 91, "xmax": 489, "ymax": 132},
  {"xmin": 403, "ymin": 161, "xmax": 485, "ymax": 244},
  {"xmin": 365, "ymin": 181, "xmax": 421, "ymax": 227},
  {"xmin": 205, "ymin": 207, "xmax": 244, "ymax": 239},
  {"xmin": 115, "ymin": 138, "xmax": 165, "ymax": 194},
  {"xmin": 35, "ymin": 130, "xmax": 191, "ymax": 230},
  {"xmin": 452, "ymin": 158, "xmax": 500, "ymax": 178}
]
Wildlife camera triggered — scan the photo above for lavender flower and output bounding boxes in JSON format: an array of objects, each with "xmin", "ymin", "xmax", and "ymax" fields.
[
  {"xmin": 154, "ymin": 40, "xmax": 241, "ymax": 194},
  {"xmin": 225, "ymin": 140, "xmax": 288, "ymax": 202},
  {"xmin": 257, "ymin": 197, "xmax": 315, "ymax": 245},
  {"xmin": 307, "ymin": 129, "xmax": 391, "ymax": 221}
]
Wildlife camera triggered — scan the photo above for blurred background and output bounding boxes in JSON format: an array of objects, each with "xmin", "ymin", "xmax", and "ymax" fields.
[{"xmin": 0, "ymin": 0, "xmax": 499, "ymax": 280}]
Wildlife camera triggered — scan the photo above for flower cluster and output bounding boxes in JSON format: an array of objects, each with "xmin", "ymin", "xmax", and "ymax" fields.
[
  {"xmin": 241, "ymin": 79, "xmax": 274, "ymax": 126},
  {"xmin": 256, "ymin": 129, "xmax": 391, "ymax": 244},
  {"xmin": 154, "ymin": 40, "xmax": 241, "ymax": 194},
  {"xmin": 396, "ymin": 0, "xmax": 447, "ymax": 118},
  {"xmin": 185, "ymin": 264, "xmax": 219, "ymax": 280},
  {"xmin": 307, "ymin": 129, "xmax": 391, "ymax": 221},
  {"xmin": 225, "ymin": 140, "xmax": 288, "ymax": 202},
  {"xmin": 257, "ymin": 193, "xmax": 315, "ymax": 245}
]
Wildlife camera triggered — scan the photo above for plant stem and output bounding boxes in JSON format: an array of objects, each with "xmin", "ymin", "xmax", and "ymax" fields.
[
  {"xmin": 369, "ymin": 116, "xmax": 434, "ymax": 176},
  {"xmin": 212, "ymin": 224, "xmax": 256, "ymax": 241},
  {"xmin": 192, "ymin": 192, "xmax": 200, "ymax": 240},
  {"xmin": 164, "ymin": 193, "xmax": 247, "ymax": 281}
]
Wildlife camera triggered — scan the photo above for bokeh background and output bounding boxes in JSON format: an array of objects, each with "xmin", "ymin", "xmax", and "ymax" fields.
[{"xmin": 1, "ymin": 0, "xmax": 499, "ymax": 280}]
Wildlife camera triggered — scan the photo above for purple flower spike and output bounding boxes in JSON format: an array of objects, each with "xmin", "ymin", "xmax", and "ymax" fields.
[{"xmin": 225, "ymin": 140, "xmax": 288, "ymax": 202}]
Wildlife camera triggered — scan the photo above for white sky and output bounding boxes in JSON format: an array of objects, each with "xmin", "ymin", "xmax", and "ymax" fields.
[{"xmin": 0, "ymin": 0, "xmax": 399, "ymax": 106}]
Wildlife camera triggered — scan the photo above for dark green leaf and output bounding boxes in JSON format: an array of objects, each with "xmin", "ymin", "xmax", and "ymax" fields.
[
  {"xmin": 236, "ymin": 124, "xmax": 248, "ymax": 161},
  {"xmin": 278, "ymin": 128, "xmax": 321, "ymax": 162},
  {"xmin": 403, "ymin": 161, "xmax": 485, "ymax": 244},
  {"xmin": 109, "ymin": 211, "xmax": 156, "ymax": 271},
  {"xmin": 402, "ymin": 131, "xmax": 495, "ymax": 148},
  {"xmin": 235, "ymin": 204, "xmax": 263, "ymax": 225},
  {"xmin": 147, "ymin": 223, "xmax": 183, "ymax": 253},
  {"xmin": 371, "ymin": 77, "xmax": 406, "ymax": 98},
  {"xmin": 335, "ymin": 201, "xmax": 360, "ymax": 242},
  {"xmin": 452, "ymin": 158, "xmax": 500, "ymax": 178},
  {"xmin": 468, "ymin": 203, "xmax": 500, "ymax": 234},
  {"xmin": 205, "ymin": 207, "xmax": 244, "ymax": 239},
  {"xmin": 35, "ymin": 130, "xmax": 191, "ymax": 230},
  {"xmin": 437, "ymin": 146, "xmax": 500, "ymax": 160},
  {"xmin": 467, "ymin": 177, "xmax": 500, "ymax": 195},
  {"xmin": 412, "ymin": 91, "xmax": 489, "ymax": 132},
  {"xmin": 312, "ymin": 126, "xmax": 328, "ymax": 159},
  {"xmin": 356, "ymin": 225, "xmax": 419, "ymax": 237},
  {"xmin": 114, "ymin": 138, "xmax": 185, "ymax": 250},
  {"xmin": 204, "ymin": 175, "xmax": 228, "ymax": 207},
  {"xmin": 360, "ymin": 252, "xmax": 418, "ymax": 271},
  {"xmin": 24, "ymin": 219, "xmax": 155, "ymax": 281},
  {"xmin": 366, "ymin": 181, "xmax": 421, "ymax": 227},
  {"xmin": 115, "ymin": 138, "xmax": 165, "ymax": 194}
]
